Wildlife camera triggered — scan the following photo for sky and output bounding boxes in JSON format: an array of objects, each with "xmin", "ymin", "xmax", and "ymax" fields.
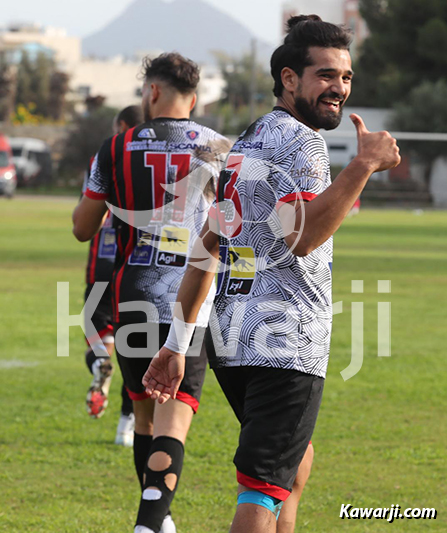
[{"xmin": 0, "ymin": 0, "xmax": 291, "ymax": 46}]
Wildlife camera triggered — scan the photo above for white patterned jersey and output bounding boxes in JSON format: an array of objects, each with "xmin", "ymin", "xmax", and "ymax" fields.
[{"xmin": 209, "ymin": 107, "xmax": 333, "ymax": 377}]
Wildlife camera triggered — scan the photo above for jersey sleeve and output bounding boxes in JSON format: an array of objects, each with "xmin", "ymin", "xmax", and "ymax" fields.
[
  {"xmin": 192, "ymin": 133, "xmax": 232, "ymax": 203},
  {"xmin": 208, "ymin": 199, "xmax": 217, "ymax": 220},
  {"xmin": 205, "ymin": 134, "xmax": 232, "ymax": 180},
  {"xmin": 274, "ymin": 134, "xmax": 329, "ymax": 209},
  {"xmin": 85, "ymin": 137, "xmax": 113, "ymax": 200},
  {"xmin": 81, "ymin": 155, "xmax": 95, "ymax": 196}
]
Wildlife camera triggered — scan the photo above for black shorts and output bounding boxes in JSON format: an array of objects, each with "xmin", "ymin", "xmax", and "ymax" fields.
[
  {"xmin": 84, "ymin": 283, "xmax": 113, "ymax": 345},
  {"xmin": 206, "ymin": 331, "xmax": 324, "ymax": 501},
  {"xmin": 114, "ymin": 322, "xmax": 207, "ymax": 413}
]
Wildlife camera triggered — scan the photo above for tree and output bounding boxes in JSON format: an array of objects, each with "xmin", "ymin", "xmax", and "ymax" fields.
[
  {"xmin": 31, "ymin": 52, "xmax": 52, "ymax": 117},
  {"xmin": 11, "ymin": 50, "xmax": 69, "ymax": 122},
  {"xmin": 59, "ymin": 106, "xmax": 118, "ymax": 181},
  {"xmin": 216, "ymin": 52, "xmax": 273, "ymax": 109},
  {"xmin": 349, "ymin": 0, "xmax": 447, "ymax": 107},
  {"xmin": 48, "ymin": 71, "xmax": 70, "ymax": 121},
  {"xmin": 389, "ymin": 80, "xmax": 447, "ymax": 182},
  {"xmin": 214, "ymin": 51, "xmax": 274, "ymax": 135},
  {"xmin": 0, "ymin": 54, "xmax": 17, "ymax": 122},
  {"xmin": 15, "ymin": 51, "xmax": 34, "ymax": 108}
]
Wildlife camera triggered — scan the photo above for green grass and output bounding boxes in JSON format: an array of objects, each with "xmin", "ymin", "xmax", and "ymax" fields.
[
  {"xmin": 17, "ymin": 186, "xmax": 81, "ymax": 197},
  {"xmin": 0, "ymin": 198, "xmax": 446, "ymax": 532}
]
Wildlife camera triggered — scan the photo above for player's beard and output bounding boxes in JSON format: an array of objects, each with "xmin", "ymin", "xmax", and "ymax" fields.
[{"xmin": 293, "ymin": 92, "xmax": 343, "ymax": 130}]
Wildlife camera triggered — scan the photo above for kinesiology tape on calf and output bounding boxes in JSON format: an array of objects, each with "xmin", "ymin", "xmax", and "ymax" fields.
[{"xmin": 136, "ymin": 436, "xmax": 185, "ymax": 531}]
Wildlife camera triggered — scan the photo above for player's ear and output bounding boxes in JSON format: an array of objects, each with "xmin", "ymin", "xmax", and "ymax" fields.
[
  {"xmin": 118, "ymin": 120, "xmax": 129, "ymax": 134},
  {"xmin": 151, "ymin": 83, "xmax": 160, "ymax": 104},
  {"xmin": 281, "ymin": 67, "xmax": 299, "ymax": 92},
  {"xmin": 189, "ymin": 93, "xmax": 197, "ymax": 112}
]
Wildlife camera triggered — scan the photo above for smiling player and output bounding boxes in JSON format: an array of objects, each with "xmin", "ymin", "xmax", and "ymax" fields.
[{"xmin": 143, "ymin": 15, "xmax": 400, "ymax": 533}]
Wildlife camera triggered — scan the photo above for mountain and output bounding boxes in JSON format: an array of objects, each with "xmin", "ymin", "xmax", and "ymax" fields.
[{"xmin": 82, "ymin": 0, "xmax": 274, "ymax": 64}]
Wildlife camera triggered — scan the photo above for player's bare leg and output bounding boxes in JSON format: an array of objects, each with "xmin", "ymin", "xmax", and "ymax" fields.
[
  {"xmin": 104, "ymin": 341, "xmax": 114, "ymax": 356},
  {"xmin": 230, "ymin": 485, "xmax": 278, "ymax": 533},
  {"xmin": 151, "ymin": 398, "xmax": 194, "ymax": 442},
  {"xmin": 277, "ymin": 443, "xmax": 314, "ymax": 533},
  {"xmin": 133, "ymin": 397, "xmax": 155, "ymax": 436}
]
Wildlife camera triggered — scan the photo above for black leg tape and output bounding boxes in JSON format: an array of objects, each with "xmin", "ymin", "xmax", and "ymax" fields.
[
  {"xmin": 136, "ymin": 436, "xmax": 185, "ymax": 532},
  {"xmin": 133, "ymin": 433, "xmax": 153, "ymax": 490}
]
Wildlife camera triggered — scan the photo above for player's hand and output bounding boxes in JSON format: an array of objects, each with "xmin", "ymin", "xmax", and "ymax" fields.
[
  {"xmin": 350, "ymin": 113, "xmax": 401, "ymax": 173},
  {"xmin": 142, "ymin": 346, "xmax": 185, "ymax": 404}
]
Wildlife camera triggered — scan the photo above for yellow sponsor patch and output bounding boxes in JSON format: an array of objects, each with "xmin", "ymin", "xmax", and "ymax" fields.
[
  {"xmin": 158, "ymin": 226, "xmax": 190, "ymax": 255},
  {"xmin": 227, "ymin": 246, "xmax": 256, "ymax": 295},
  {"xmin": 156, "ymin": 226, "xmax": 190, "ymax": 268},
  {"xmin": 228, "ymin": 247, "xmax": 256, "ymax": 278}
]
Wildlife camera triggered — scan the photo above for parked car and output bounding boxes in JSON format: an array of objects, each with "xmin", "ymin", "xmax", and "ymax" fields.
[
  {"xmin": 9, "ymin": 137, "xmax": 52, "ymax": 187},
  {"xmin": 0, "ymin": 134, "xmax": 17, "ymax": 198}
]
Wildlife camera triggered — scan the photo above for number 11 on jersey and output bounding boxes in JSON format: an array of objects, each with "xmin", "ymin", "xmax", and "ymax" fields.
[{"xmin": 144, "ymin": 152, "xmax": 192, "ymax": 223}]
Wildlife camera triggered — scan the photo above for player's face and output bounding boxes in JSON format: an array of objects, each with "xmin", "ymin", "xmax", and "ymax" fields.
[{"xmin": 294, "ymin": 47, "xmax": 353, "ymax": 130}]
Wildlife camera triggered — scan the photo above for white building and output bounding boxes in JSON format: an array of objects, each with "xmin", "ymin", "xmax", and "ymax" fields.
[
  {"xmin": 281, "ymin": 0, "xmax": 368, "ymax": 57},
  {"xmin": 282, "ymin": 0, "xmax": 345, "ymax": 26},
  {"xmin": 321, "ymin": 107, "xmax": 391, "ymax": 180},
  {"xmin": 195, "ymin": 65, "xmax": 227, "ymax": 116},
  {"xmin": 0, "ymin": 23, "xmax": 81, "ymax": 71},
  {"xmin": 70, "ymin": 57, "xmax": 226, "ymax": 114},
  {"xmin": 70, "ymin": 56, "xmax": 142, "ymax": 111},
  {"xmin": 1, "ymin": 22, "xmax": 226, "ymax": 115}
]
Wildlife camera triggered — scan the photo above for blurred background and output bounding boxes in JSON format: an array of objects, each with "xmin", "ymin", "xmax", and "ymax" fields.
[{"xmin": 0, "ymin": 0, "xmax": 446, "ymax": 206}]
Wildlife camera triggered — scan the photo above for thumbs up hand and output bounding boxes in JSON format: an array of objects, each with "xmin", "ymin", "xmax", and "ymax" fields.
[{"xmin": 350, "ymin": 114, "xmax": 401, "ymax": 173}]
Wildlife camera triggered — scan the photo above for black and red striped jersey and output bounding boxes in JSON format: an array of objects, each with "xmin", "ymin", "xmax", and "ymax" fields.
[
  {"xmin": 85, "ymin": 210, "xmax": 116, "ymax": 284},
  {"xmin": 83, "ymin": 160, "xmax": 116, "ymax": 285},
  {"xmin": 85, "ymin": 118, "xmax": 230, "ymax": 324}
]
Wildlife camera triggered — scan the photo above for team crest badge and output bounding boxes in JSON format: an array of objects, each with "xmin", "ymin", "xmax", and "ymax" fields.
[
  {"xmin": 255, "ymin": 124, "xmax": 264, "ymax": 136},
  {"xmin": 186, "ymin": 130, "xmax": 199, "ymax": 140}
]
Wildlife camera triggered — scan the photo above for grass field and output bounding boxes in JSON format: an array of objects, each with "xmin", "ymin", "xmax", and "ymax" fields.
[{"xmin": 0, "ymin": 197, "xmax": 446, "ymax": 532}]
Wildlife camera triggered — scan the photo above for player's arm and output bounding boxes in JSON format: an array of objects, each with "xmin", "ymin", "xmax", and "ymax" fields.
[
  {"xmin": 72, "ymin": 140, "xmax": 113, "ymax": 242},
  {"xmin": 72, "ymin": 196, "xmax": 108, "ymax": 241},
  {"xmin": 175, "ymin": 216, "xmax": 220, "ymax": 321},
  {"xmin": 279, "ymin": 114, "xmax": 401, "ymax": 256},
  {"xmin": 142, "ymin": 216, "xmax": 220, "ymax": 403}
]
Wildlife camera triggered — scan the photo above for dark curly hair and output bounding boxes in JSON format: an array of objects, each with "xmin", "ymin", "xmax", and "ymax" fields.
[
  {"xmin": 117, "ymin": 105, "xmax": 143, "ymax": 128},
  {"xmin": 271, "ymin": 15, "xmax": 352, "ymax": 97},
  {"xmin": 141, "ymin": 52, "xmax": 200, "ymax": 94}
]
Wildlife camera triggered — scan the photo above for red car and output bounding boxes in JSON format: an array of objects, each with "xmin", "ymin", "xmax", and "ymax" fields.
[{"xmin": 0, "ymin": 134, "xmax": 17, "ymax": 198}]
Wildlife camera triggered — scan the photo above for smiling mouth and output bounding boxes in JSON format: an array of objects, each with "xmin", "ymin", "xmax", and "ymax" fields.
[{"xmin": 319, "ymin": 99, "xmax": 342, "ymax": 111}]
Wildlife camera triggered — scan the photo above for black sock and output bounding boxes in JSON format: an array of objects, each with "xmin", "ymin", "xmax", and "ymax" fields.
[
  {"xmin": 121, "ymin": 384, "xmax": 133, "ymax": 416},
  {"xmin": 133, "ymin": 433, "xmax": 153, "ymax": 490},
  {"xmin": 136, "ymin": 436, "xmax": 184, "ymax": 531}
]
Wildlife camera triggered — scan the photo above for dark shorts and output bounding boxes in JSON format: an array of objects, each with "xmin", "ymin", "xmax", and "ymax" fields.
[
  {"xmin": 206, "ymin": 331, "xmax": 324, "ymax": 501},
  {"xmin": 84, "ymin": 283, "xmax": 113, "ymax": 345},
  {"xmin": 114, "ymin": 322, "xmax": 207, "ymax": 413}
]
